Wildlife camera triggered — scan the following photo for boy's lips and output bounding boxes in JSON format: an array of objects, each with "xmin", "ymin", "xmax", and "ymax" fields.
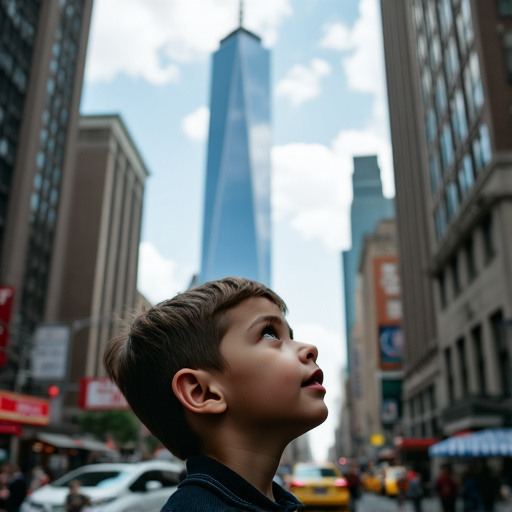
[{"xmin": 302, "ymin": 369, "xmax": 325, "ymax": 392}]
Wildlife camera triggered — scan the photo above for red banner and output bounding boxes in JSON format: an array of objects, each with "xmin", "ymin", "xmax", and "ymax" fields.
[
  {"xmin": 0, "ymin": 390, "xmax": 49, "ymax": 426},
  {"xmin": 79, "ymin": 378, "xmax": 128, "ymax": 410},
  {"xmin": 0, "ymin": 286, "xmax": 14, "ymax": 366}
]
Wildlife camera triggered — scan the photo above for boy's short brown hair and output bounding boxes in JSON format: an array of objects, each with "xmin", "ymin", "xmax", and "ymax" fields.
[{"xmin": 104, "ymin": 276, "xmax": 286, "ymax": 460}]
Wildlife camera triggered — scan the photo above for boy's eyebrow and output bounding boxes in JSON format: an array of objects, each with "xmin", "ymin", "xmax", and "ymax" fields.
[{"xmin": 248, "ymin": 315, "xmax": 294, "ymax": 339}]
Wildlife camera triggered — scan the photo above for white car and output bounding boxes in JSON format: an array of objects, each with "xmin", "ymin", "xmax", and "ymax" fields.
[{"xmin": 21, "ymin": 459, "xmax": 185, "ymax": 512}]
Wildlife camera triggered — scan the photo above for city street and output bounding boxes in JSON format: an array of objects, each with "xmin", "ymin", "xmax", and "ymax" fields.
[{"xmin": 354, "ymin": 493, "xmax": 512, "ymax": 512}]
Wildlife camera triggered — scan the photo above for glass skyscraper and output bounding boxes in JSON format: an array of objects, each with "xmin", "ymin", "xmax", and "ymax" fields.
[
  {"xmin": 200, "ymin": 25, "xmax": 271, "ymax": 285},
  {"xmin": 342, "ymin": 156, "xmax": 394, "ymax": 367}
]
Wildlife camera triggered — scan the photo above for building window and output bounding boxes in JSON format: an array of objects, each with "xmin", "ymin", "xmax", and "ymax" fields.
[
  {"xmin": 471, "ymin": 325, "xmax": 486, "ymax": 394},
  {"xmin": 426, "ymin": 108, "xmax": 437, "ymax": 144},
  {"xmin": 446, "ymin": 181, "xmax": 460, "ymax": 220},
  {"xmin": 438, "ymin": 0, "xmax": 453, "ymax": 38},
  {"xmin": 473, "ymin": 124, "xmax": 492, "ymax": 172},
  {"xmin": 481, "ymin": 213, "xmax": 495, "ymax": 263},
  {"xmin": 438, "ymin": 270, "xmax": 447, "ymax": 308},
  {"xmin": 464, "ymin": 235, "xmax": 476, "ymax": 281},
  {"xmin": 417, "ymin": 33, "xmax": 427, "ymax": 63},
  {"xmin": 490, "ymin": 311, "xmax": 512, "ymax": 396},
  {"xmin": 445, "ymin": 36, "xmax": 460, "ymax": 85},
  {"xmin": 451, "ymin": 88, "xmax": 468, "ymax": 144},
  {"xmin": 457, "ymin": 337, "xmax": 468, "ymax": 396},
  {"xmin": 456, "ymin": 0, "xmax": 474, "ymax": 54},
  {"xmin": 430, "ymin": 33, "xmax": 442, "ymax": 70},
  {"xmin": 503, "ymin": 33, "xmax": 512, "ymax": 83},
  {"xmin": 435, "ymin": 75, "xmax": 448, "ymax": 116},
  {"xmin": 458, "ymin": 153, "xmax": 475, "ymax": 198},
  {"xmin": 497, "ymin": 0, "xmax": 512, "ymax": 16},
  {"xmin": 450, "ymin": 255, "xmax": 460, "ymax": 296},
  {"xmin": 445, "ymin": 347, "xmax": 455, "ymax": 403},
  {"xmin": 422, "ymin": 68, "xmax": 433, "ymax": 104},
  {"xmin": 426, "ymin": 2, "xmax": 438, "ymax": 39},
  {"xmin": 440, "ymin": 123, "xmax": 454, "ymax": 169},
  {"xmin": 430, "ymin": 153, "xmax": 442, "ymax": 195},
  {"xmin": 435, "ymin": 202, "xmax": 448, "ymax": 240}
]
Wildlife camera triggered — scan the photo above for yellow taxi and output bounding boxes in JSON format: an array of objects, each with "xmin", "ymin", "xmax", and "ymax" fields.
[
  {"xmin": 289, "ymin": 462, "xmax": 350, "ymax": 509},
  {"xmin": 361, "ymin": 467, "xmax": 383, "ymax": 493},
  {"xmin": 382, "ymin": 466, "xmax": 407, "ymax": 496}
]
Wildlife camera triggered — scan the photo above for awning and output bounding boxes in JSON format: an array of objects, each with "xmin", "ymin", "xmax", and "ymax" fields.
[
  {"xmin": 37, "ymin": 433, "xmax": 114, "ymax": 452},
  {"xmin": 429, "ymin": 428, "xmax": 512, "ymax": 457},
  {"xmin": 394, "ymin": 437, "xmax": 440, "ymax": 451}
]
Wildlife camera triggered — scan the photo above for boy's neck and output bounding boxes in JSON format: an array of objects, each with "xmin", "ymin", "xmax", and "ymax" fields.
[{"xmin": 202, "ymin": 434, "xmax": 287, "ymax": 501}]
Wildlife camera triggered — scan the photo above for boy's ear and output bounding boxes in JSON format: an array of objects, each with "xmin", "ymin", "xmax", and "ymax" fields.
[{"xmin": 172, "ymin": 368, "xmax": 226, "ymax": 415}]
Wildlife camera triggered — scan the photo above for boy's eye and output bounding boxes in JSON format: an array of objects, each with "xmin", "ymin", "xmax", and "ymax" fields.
[{"xmin": 262, "ymin": 325, "xmax": 280, "ymax": 340}]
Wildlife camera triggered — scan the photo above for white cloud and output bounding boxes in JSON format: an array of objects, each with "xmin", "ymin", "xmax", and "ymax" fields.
[
  {"xmin": 182, "ymin": 106, "xmax": 210, "ymax": 142},
  {"xmin": 275, "ymin": 59, "xmax": 331, "ymax": 106},
  {"xmin": 293, "ymin": 322, "xmax": 345, "ymax": 462},
  {"xmin": 272, "ymin": 126, "xmax": 392, "ymax": 252},
  {"xmin": 319, "ymin": 22, "xmax": 353, "ymax": 51},
  {"xmin": 85, "ymin": 0, "xmax": 292, "ymax": 85},
  {"xmin": 137, "ymin": 242, "xmax": 192, "ymax": 304},
  {"xmin": 318, "ymin": 0, "xmax": 389, "ymax": 137}
]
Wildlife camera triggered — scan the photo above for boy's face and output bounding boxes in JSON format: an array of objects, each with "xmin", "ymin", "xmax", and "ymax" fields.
[{"xmin": 213, "ymin": 297, "xmax": 328, "ymax": 437}]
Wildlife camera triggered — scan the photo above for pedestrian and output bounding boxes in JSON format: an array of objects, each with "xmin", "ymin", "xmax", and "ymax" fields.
[
  {"xmin": 436, "ymin": 463, "xmax": 458, "ymax": 512},
  {"xmin": 103, "ymin": 277, "xmax": 329, "ymax": 512},
  {"xmin": 396, "ymin": 469, "xmax": 409, "ymax": 512},
  {"xmin": 479, "ymin": 464, "xmax": 500, "ymax": 512},
  {"xmin": 65, "ymin": 480, "xmax": 91, "ymax": 512},
  {"xmin": 407, "ymin": 466, "xmax": 423, "ymax": 512},
  {"xmin": 28, "ymin": 466, "xmax": 50, "ymax": 495},
  {"xmin": 462, "ymin": 464, "xmax": 481, "ymax": 512},
  {"xmin": 0, "ymin": 467, "xmax": 9, "ymax": 512},
  {"xmin": 344, "ymin": 462, "xmax": 362, "ymax": 512}
]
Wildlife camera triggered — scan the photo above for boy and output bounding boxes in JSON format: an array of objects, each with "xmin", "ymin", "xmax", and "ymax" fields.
[{"xmin": 104, "ymin": 277, "xmax": 328, "ymax": 511}]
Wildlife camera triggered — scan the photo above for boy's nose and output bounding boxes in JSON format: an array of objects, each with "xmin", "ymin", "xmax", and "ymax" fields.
[{"xmin": 297, "ymin": 341, "xmax": 318, "ymax": 362}]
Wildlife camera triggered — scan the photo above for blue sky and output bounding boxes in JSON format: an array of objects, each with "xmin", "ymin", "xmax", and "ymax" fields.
[{"xmin": 81, "ymin": 0, "xmax": 395, "ymax": 462}]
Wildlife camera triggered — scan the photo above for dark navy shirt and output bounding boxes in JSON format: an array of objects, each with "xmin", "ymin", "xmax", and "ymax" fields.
[{"xmin": 161, "ymin": 455, "xmax": 301, "ymax": 511}]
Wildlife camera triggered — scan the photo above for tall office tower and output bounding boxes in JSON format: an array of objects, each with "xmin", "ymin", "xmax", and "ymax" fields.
[
  {"xmin": 200, "ymin": 22, "xmax": 271, "ymax": 285},
  {"xmin": 0, "ymin": 1, "xmax": 93, "ymax": 383},
  {"xmin": 381, "ymin": 0, "xmax": 512, "ymax": 438},
  {"xmin": 381, "ymin": 0, "xmax": 440, "ymax": 441},
  {"xmin": 342, "ymin": 156, "xmax": 394, "ymax": 368},
  {"xmin": 50, "ymin": 115, "xmax": 148, "ymax": 415}
]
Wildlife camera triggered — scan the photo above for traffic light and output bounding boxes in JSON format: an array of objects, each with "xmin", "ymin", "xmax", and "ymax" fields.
[{"xmin": 47, "ymin": 385, "xmax": 60, "ymax": 398}]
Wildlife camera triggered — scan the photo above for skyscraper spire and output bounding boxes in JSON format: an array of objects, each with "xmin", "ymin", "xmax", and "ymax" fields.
[{"xmin": 239, "ymin": 0, "xmax": 244, "ymax": 27}]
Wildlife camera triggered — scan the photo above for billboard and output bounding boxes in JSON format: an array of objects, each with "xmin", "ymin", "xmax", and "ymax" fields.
[
  {"xmin": 374, "ymin": 256, "xmax": 403, "ymax": 370},
  {"xmin": 0, "ymin": 286, "xmax": 14, "ymax": 366},
  {"xmin": 79, "ymin": 378, "xmax": 128, "ymax": 410}
]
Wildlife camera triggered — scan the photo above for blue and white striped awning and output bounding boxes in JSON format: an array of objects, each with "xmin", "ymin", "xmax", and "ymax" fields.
[{"xmin": 429, "ymin": 428, "xmax": 512, "ymax": 457}]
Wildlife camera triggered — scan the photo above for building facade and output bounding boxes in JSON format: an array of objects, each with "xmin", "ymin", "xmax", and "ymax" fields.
[
  {"xmin": 200, "ymin": 25, "xmax": 272, "ymax": 285},
  {"xmin": 342, "ymin": 156, "xmax": 395, "ymax": 369},
  {"xmin": 381, "ymin": 0, "xmax": 512, "ymax": 438},
  {"xmin": 51, "ymin": 115, "xmax": 148, "ymax": 419},
  {"xmin": 349, "ymin": 220, "xmax": 403, "ymax": 457},
  {"xmin": 0, "ymin": 0, "xmax": 93, "ymax": 388}
]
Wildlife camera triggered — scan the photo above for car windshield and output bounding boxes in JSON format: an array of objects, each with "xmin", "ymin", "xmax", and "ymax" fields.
[
  {"xmin": 294, "ymin": 467, "xmax": 337, "ymax": 478},
  {"xmin": 52, "ymin": 470, "xmax": 132, "ymax": 488}
]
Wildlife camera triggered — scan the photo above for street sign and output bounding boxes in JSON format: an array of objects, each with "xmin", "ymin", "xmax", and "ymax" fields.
[{"xmin": 32, "ymin": 324, "xmax": 71, "ymax": 380}]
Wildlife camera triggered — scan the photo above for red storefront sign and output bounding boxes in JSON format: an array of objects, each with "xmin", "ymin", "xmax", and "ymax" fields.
[
  {"xmin": 0, "ymin": 390, "xmax": 49, "ymax": 426},
  {"xmin": 0, "ymin": 286, "xmax": 14, "ymax": 366},
  {"xmin": 79, "ymin": 378, "xmax": 128, "ymax": 410}
]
